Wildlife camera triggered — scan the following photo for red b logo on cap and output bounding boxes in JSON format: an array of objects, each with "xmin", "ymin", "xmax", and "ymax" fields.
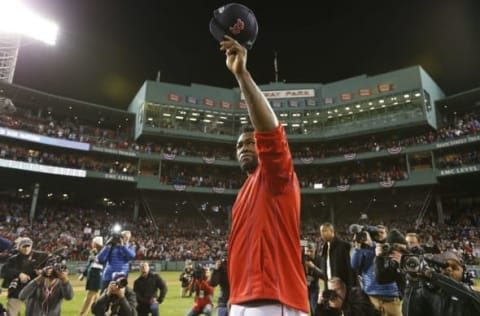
[{"xmin": 229, "ymin": 18, "xmax": 245, "ymax": 35}]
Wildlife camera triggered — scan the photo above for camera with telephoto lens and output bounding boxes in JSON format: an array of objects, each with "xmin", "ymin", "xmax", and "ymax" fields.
[
  {"xmin": 42, "ymin": 255, "xmax": 67, "ymax": 277},
  {"xmin": 349, "ymin": 224, "xmax": 378, "ymax": 247},
  {"xmin": 193, "ymin": 264, "xmax": 206, "ymax": 280},
  {"xmin": 114, "ymin": 277, "xmax": 128, "ymax": 288}
]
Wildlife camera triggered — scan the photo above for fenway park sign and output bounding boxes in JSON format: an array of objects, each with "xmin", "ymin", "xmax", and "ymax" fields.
[{"xmin": 241, "ymin": 89, "xmax": 315, "ymax": 100}]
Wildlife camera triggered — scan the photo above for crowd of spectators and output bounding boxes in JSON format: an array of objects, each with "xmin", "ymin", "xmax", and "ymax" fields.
[{"xmin": 0, "ymin": 198, "xmax": 478, "ymax": 265}]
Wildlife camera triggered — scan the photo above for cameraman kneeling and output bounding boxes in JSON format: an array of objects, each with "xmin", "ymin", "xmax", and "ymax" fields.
[
  {"xmin": 18, "ymin": 260, "xmax": 74, "ymax": 316},
  {"xmin": 315, "ymin": 277, "xmax": 379, "ymax": 316},
  {"xmin": 92, "ymin": 272, "xmax": 138, "ymax": 316}
]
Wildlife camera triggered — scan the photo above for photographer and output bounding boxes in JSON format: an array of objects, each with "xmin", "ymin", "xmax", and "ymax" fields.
[
  {"xmin": 97, "ymin": 229, "xmax": 136, "ymax": 290},
  {"xmin": 186, "ymin": 264, "xmax": 214, "ymax": 316},
  {"xmin": 180, "ymin": 260, "xmax": 194, "ymax": 298},
  {"xmin": 402, "ymin": 251, "xmax": 480, "ymax": 316},
  {"xmin": 92, "ymin": 272, "xmax": 138, "ymax": 316},
  {"xmin": 18, "ymin": 257, "xmax": 74, "ymax": 316},
  {"xmin": 209, "ymin": 257, "xmax": 229, "ymax": 316},
  {"xmin": 0, "ymin": 237, "xmax": 49, "ymax": 316},
  {"xmin": 315, "ymin": 277, "xmax": 379, "ymax": 316},
  {"xmin": 351, "ymin": 229, "xmax": 402, "ymax": 316},
  {"xmin": 304, "ymin": 243, "xmax": 323, "ymax": 315}
]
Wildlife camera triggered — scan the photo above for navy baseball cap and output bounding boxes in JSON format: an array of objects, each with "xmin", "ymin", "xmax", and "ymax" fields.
[{"xmin": 209, "ymin": 3, "xmax": 258, "ymax": 49}]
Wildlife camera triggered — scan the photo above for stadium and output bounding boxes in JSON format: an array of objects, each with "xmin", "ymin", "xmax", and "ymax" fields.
[{"xmin": 1, "ymin": 1, "xmax": 479, "ymax": 315}]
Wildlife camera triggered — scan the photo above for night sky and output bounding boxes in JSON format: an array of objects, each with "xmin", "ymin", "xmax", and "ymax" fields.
[{"xmin": 11, "ymin": 0, "xmax": 480, "ymax": 110}]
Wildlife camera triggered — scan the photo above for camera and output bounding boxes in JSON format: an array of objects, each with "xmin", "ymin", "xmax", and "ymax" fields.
[
  {"xmin": 400, "ymin": 252, "xmax": 447, "ymax": 276},
  {"xmin": 106, "ymin": 224, "xmax": 123, "ymax": 246},
  {"xmin": 193, "ymin": 264, "xmax": 206, "ymax": 280},
  {"xmin": 114, "ymin": 277, "xmax": 128, "ymax": 288},
  {"xmin": 41, "ymin": 255, "xmax": 67, "ymax": 277},
  {"xmin": 322, "ymin": 289, "xmax": 337, "ymax": 301},
  {"xmin": 349, "ymin": 224, "xmax": 378, "ymax": 247}
]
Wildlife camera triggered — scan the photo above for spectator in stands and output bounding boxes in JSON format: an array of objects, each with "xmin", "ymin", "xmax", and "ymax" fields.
[
  {"xmin": 0, "ymin": 236, "xmax": 12, "ymax": 252},
  {"xmin": 98, "ymin": 230, "xmax": 136, "ymax": 290},
  {"xmin": 0, "ymin": 237, "xmax": 49, "ymax": 316},
  {"xmin": 79, "ymin": 236, "xmax": 105, "ymax": 316},
  {"xmin": 133, "ymin": 261, "xmax": 167, "ymax": 316},
  {"xmin": 18, "ymin": 262, "xmax": 73, "ymax": 316},
  {"xmin": 221, "ymin": 35, "xmax": 309, "ymax": 315},
  {"xmin": 92, "ymin": 272, "xmax": 137, "ymax": 316}
]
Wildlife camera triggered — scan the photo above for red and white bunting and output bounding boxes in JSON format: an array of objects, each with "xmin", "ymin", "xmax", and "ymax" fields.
[
  {"xmin": 187, "ymin": 96, "xmax": 197, "ymax": 104},
  {"xmin": 387, "ymin": 147, "xmax": 402, "ymax": 155},
  {"xmin": 238, "ymin": 101, "xmax": 247, "ymax": 109},
  {"xmin": 358, "ymin": 88, "xmax": 372, "ymax": 97},
  {"xmin": 272, "ymin": 100, "xmax": 282, "ymax": 108},
  {"xmin": 202, "ymin": 156, "xmax": 216, "ymax": 164},
  {"xmin": 168, "ymin": 93, "xmax": 181, "ymax": 102},
  {"xmin": 301, "ymin": 157, "xmax": 314, "ymax": 164},
  {"xmin": 163, "ymin": 153, "xmax": 176, "ymax": 160},
  {"xmin": 203, "ymin": 98, "xmax": 215, "ymax": 107},
  {"xmin": 339, "ymin": 93, "xmax": 353, "ymax": 101},
  {"xmin": 307, "ymin": 99, "xmax": 316, "ymax": 106},
  {"xmin": 212, "ymin": 187, "xmax": 225, "ymax": 194},
  {"xmin": 336, "ymin": 185, "xmax": 350, "ymax": 192},
  {"xmin": 344, "ymin": 153, "xmax": 356, "ymax": 160},
  {"xmin": 377, "ymin": 83, "xmax": 393, "ymax": 93},
  {"xmin": 289, "ymin": 100, "xmax": 298, "ymax": 107},
  {"xmin": 220, "ymin": 101, "xmax": 231, "ymax": 109},
  {"xmin": 379, "ymin": 180, "xmax": 395, "ymax": 188},
  {"xmin": 173, "ymin": 184, "xmax": 186, "ymax": 191}
]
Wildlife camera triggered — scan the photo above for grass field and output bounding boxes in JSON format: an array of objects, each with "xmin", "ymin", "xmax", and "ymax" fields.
[{"xmin": 0, "ymin": 271, "xmax": 196, "ymax": 316}]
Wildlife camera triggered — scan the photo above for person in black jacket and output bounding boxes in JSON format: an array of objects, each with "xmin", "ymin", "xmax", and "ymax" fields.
[
  {"xmin": 0, "ymin": 237, "xmax": 48, "ymax": 316},
  {"xmin": 315, "ymin": 277, "xmax": 380, "ymax": 316},
  {"xmin": 208, "ymin": 257, "xmax": 229, "ymax": 316},
  {"xmin": 133, "ymin": 262, "xmax": 167, "ymax": 316}
]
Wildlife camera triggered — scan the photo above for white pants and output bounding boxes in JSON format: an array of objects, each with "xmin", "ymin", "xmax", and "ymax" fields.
[{"xmin": 230, "ymin": 303, "xmax": 308, "ymax": 316}]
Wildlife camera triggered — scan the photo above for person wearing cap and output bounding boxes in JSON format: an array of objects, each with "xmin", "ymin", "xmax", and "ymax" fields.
[
  {"xmin": 220, "ymin": 28, "xmax": 308, "ymax": 316},
  {"xmin": 0, "ymin": 237, "xmax": 49, "ymax": 316},
  {"xmin": 303, "ymin": 243, "xmax": 323, "ymax": 315},
  {"xmin": 402, "ymin": 250, "xmax": 480, "ymax": 316},
  {"xmin": 79, "ymin": 236, "xmax": 105, "ymax": 316},
  {"xmin": 92, "ymin": 272, "xmax": 138, "ymax": 316},
  {"xmin": 18, "ymin": 256, "xmax": 74, "ymax": 316}
]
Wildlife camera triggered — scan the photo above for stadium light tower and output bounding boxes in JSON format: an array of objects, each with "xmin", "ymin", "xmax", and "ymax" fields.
[{"xmin": 0, "ymin": 0, "xmax": 58, "ymax": 83}]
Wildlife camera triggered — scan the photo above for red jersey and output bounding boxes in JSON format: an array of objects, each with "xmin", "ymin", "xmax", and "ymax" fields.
[{"xmin": 228, "ymin": 125, "xmax": 309, "ymax": 313}]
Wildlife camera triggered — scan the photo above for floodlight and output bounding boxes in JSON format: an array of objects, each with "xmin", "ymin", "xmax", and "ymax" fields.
[{"xmin": 0, "ymin": 0, "xmax": 58, "ymax": 45}]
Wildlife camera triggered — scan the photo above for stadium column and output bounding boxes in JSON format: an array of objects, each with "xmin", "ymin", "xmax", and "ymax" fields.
[
  {"xmin": 29, "ymin": 183, "xmax": 40, "ymax": 220},
  {"xmin": 329, "ymin": 203, "xmax": 335, "ymax": 226},
  {"xmin": 435, "ymin": 194, "xmax": 444, "ymax": 225},
  {"xmin": 134, "ymin": 198, "xmax": 139, "ymax": 220}
]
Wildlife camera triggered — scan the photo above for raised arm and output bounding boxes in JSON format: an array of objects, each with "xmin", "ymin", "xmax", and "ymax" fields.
[{"xmin": 221, "ymin": 35, "xmax": 278, "ymax": 132}]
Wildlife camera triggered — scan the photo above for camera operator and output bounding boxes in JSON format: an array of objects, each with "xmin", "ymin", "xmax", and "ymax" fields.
[
  {"xmin": 186, "ymin": 264, "xmax": 214, "ymax": 316},
  {"xmin": 18, "ymin": 256, "xmax": 74, "ymax": 316},
  {"xmin": 304, "ymin": 243, "xmax": 323, "ymax": 315},
  {"xmin": 98, "ymin": 229, "xmax": 136, "ymax": 290},
  {"xmin": 374, "ymin": 229, "xmax": 409, "ymax": 298},
  {"xmin": 315, "ymin": 277, "xmax": 379, "ymax": 316},
  {"xmin": 0, "ymin": 237, "xmax": 49, "ymax": 316},
  {"xmin": 209, "ymin": 257, "xmax": 229, "ymax": 316},
  {"xmin": 92, "ymin": 272, "xmax": 138, "ymax": 316},
  {"xmin": 351, "ymin": 229, "xmax": 402, "ymax": 316},
  {"xmin": 133, "ymin": 261, "xmax": 168, "ymax": 316},
  {"xmin": 402, "ymin": 251, "xmax": 480, "ymax": 316}
]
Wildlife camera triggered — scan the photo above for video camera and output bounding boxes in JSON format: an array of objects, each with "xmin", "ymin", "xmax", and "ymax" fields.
[
  {"xmin": 349, "ymin": 224, "xmax": 378, "ymax": 247},
  {"xmin": 41, "ymin": 254, "xmax": 68, "ymax": 277},
  {"xmin": 106, "ymin": 224, "xmax": 123, "ymax": 246},
  {"xmin": 322, "ymin": 289, "xmax": 337, "ymax": 301}
]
